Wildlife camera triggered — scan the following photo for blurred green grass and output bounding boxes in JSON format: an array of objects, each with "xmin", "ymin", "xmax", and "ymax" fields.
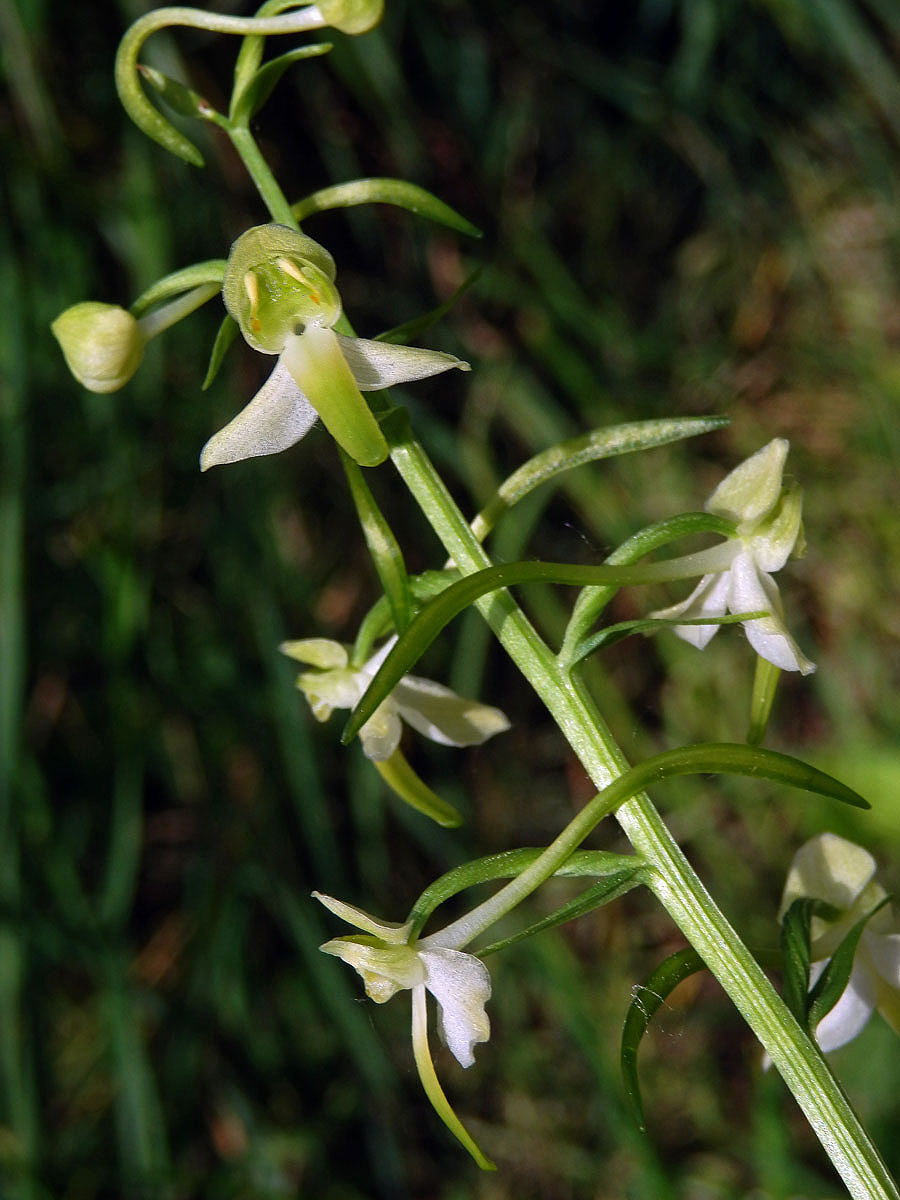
[{"xmin": 3, "ymin": 0, "xmax": 900, "ymax": 1195}]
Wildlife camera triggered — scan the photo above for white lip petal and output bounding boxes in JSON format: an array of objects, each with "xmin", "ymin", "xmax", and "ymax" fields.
[
  {"xmin": 420, "ymin": 947, "xmax": 492, "ymax": 1068},
  {"xmin": 812, "ymin": 959, "xmax": 876, "ymax": 1053},
  {"xmin": 729, "ymin": 556, "xmax": 815, "ymax": 675},
  {"xmin": 393, "ymin": 676, "xmax": 511, "ymax": 747},
  {"xmin": 336, "ymin": 333, "xmax": 470, "ymax": 391},
  {"xmin": 200, "ymin": 357, "xmax": 318, "ymax": 469}
]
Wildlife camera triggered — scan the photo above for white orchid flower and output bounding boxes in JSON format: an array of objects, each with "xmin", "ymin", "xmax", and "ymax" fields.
[
  {"xmin": 200, "ymin": 224, "xmax": 469, "ymax": 471},
  {"xmin": 779, "ymin": 833, "xmax": 900, "ymax": 1052},
  {"xmin": 315, "ymin": 892, "xmax": 495, "ymax": 1169},
  {"xmin": 651, "ymin": 438, "xmax": 815, "ymax": 674},
  {"xmin": 280, "ymin": 636, "xmax": 510, "ymax": 761}
]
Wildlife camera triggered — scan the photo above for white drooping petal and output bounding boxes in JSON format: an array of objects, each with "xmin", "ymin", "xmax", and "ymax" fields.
[
  {"xmin": 392, "ymin": 676, "xmax": 512, "ymax": 747},
  {"xmin": 706, "ymin": 438, "xmax": 789, "ymax": 524},
  {"xmin": 811, "ymin": 959, "xmax": 876, "ymax": 1053},
  {"xmin": 359, "ymin": 701, "xmax": 404, "ymax": 761},
  {"xmin": 336, "ymin": 333, "xmax": 470, "ymax": 391},
  {"xmin": 420, "ymin": 947, "xmax": 492, "ymax": 1068},
  {"xmin": 200, "ymin": 357, "xmax": 318, "ymax": 470},
  {"xmin": 651, "ymin": 570, "xmax": 732, "ymax": 649},
  {"xmin": 780, "ymin": 833, "xmax": 877, "ymax": 920},
  {"xmin": 728, "ymin": 554, "xmax": 816, "ymax": 675}
]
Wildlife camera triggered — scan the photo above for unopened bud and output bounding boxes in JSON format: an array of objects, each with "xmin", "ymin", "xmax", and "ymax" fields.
[
  {"xmin": 317, "ymin": 0, "xmax": 384, "ymax": 35},
  {"xmin": 51, "ymin": 302, "xmax": 145, "ymax": 393}
]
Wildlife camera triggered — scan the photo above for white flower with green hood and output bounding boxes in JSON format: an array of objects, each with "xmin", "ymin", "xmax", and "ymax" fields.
[
  {"xmin": 652, "ymin": 438, "xmax": 815, "ymax": 674},
  {"xmin": 314, "ymin": 891, "xmax": 496, "ymax": 1169},
  {"xmin": 281, "ymin": 636, "xmax": 511, "ymax": 761},
  {"xmin": 779, "ymin": 833, "xmax": 900, "ymax": 1052},
  {"xmin": 201, "ymin": 224, "xmax": 469, "ymax": 470}
]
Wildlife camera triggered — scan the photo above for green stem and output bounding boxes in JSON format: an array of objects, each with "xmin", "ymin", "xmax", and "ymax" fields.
[
  {"xmin": 226, "ymin": 123, "xmax": 298, "ymax": 228},
  {"xmin": 386, "ymin": 424, "xmax": 898, "ymax": 1200}
]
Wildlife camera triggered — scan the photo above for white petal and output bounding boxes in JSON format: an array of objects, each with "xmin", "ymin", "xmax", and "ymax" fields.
[
  {"xmin": 297, "ymin": 667, "xmax": 365, "ymax": 720},
  {"xmin": 336, "ymin": 333, "xmax": 470, "ymax": 391},
  {"xmin": 866, "ymin": 932, "xmax": 900, "ymax": 989},
  {"xmin": 779, "ymin": 833, "xmax": 877, "ymax": 920},
  {"xmin": 393, "ymin": 676, "xmax": 510, "ymax": 747},
  {"xmin": 812, "ymin": 959, "xmax": 876, "ymax": 1053},
  {"xmin": 728, "ymin": 556, "xmax": 815, "ymax": 674},
  {"xmin": 200, "ymin": 358, "xmax": 318, "ymax": 469},
  {"xmin": 751, "ymin": 484, "xmax": 804, "ymax": 573},
  {"xmin": 359, "ymin": 701, "xmax": 404, "ymax": 761},
  {"xmin": 420, "ymin": 947, "xmax": 492, "ymax": 1068},
  {"xmin": 706, "ymin": 438, "xmax": 788, "ymax": 524},
  {"xmin": 651, "ymin": 571, "xmax": 731, "ymax": 649}
]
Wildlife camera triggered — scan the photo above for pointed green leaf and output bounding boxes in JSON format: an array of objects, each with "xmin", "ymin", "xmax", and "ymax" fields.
[
  {"xmin": 375, "ymin": 271, "xmax": 481, "ymax": 346},
  {"xmin": 477, "ymin": 869, "xmax": 648, "ymax": 956},
  {"xmin": 471, "ymin": 417, "xmax": 730, "ymax": 543},
  {"xmin": 231, "ymin": 43, "xmax": 332, "ymax": 124},
  {"xmin": 807, "ymin": 898, "xmax": 891, "ymax": 1031},
  {"xmin": 621, "ymin": 948, "xmax": 705, "ymax": 1131},
  {"xmin": 781, "ymin": 898, "xmax": 816, "ymax": 1028},
  {"xmin": 292, "ymin": 178, "xmax": 482, "ymax": 237},
  {"xmin": 202, "ymin": 314, "xmax": 239, "ymax": 391}
]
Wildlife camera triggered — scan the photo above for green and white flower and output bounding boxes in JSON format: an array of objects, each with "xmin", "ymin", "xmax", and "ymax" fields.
[
  {"xmin": 652, "ymin": 438, "xmax": 815, "ymax": 674},
  {"xmin": 201, "ymin": 224, "xmax": 469, "ymax": 471},
  {"xmin": 780, "ymin": 833, "xmax": 900, "ymax": 1051},
  {"xmin": 281, "ymin": 636, "xmax": 510, "ymax": 761},
  {"xmin": 315, "ymin": 891, "xmax": 495, "ymax": 1168}
]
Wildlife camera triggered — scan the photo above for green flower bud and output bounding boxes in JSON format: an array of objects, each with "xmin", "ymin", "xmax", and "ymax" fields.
[
  {"xmin": 51, "ymin": 302, "xmax": 145, "ymax": 393},
  {"xmin": 223, "ymin": 224, "xmax": 341, "ymax": 353},
  {"xmin": 317, "ymin": 0, "xmax": 384, "ymax": 35}
]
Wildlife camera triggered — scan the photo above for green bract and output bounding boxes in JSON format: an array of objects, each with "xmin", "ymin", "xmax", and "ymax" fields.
[{"xmin": 203, "ymin": 223, "xmax": 470, "ymax": 471}]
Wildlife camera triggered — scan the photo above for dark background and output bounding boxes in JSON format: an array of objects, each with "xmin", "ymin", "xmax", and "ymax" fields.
[{"xmin": 3, "ymin": 0, "xmax": 900, "ymax": 1196}]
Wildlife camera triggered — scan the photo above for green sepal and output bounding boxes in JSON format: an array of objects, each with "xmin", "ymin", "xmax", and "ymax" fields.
[
  {"xmin": 202, "ymin": 314, "xmax": 239, "ymax": 391},
  {"xmin": 406, "ymin": 849, "xmax": 642, "ymax": 938},
  {"xmin": 135, "ymin": 64, "xmax": 220, "ymax": 121},
  {"xmin": 621, "ymin": 948, "xmax": 705, "ymax": 1131},
  {"xmin": 372, "ymin": 749, "xmax": 461, "ymax": 827},
  {"xmin": 477, "ymin": 867, "xmax": 649, "ymax": 957},
  {"xmin": 340, "ymin": 449, "xmax": 412, "ymax": 633},
  {"xmin": 375, "ymin": 271, "xmax": 481, "ymax": 346},
  {"xmin": 292, "ymin": 178, "xmax": 482, "ymax": 237},
  {"xmin": 131, "ymin": 260, "xmax": 227, "ymax": 318},
  {"xmin": 747, "ymin": 655, "xmax": 782, "ymax": 745},
  {"xmin": 806, "ymin": 897, "xmax": 891, "ymax": 1032},
  {"xmin": 471, "ymin": 417, "xmax": 730, "ymax": 543},
  {"xmin": 231, "ymin": 43, "xmax": 333, "ymax": 124}
]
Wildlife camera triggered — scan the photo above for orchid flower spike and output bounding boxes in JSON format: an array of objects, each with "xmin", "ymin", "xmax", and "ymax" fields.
[
  {"xmin": 780, "ymin": 833, "xmax": 900, "ymax": 1052},
  {"xmin": 315, "ymin": 892, "xmax": 495, "ymax": 1168},
  {"xmin": 280, "ymin": 636, "xmax": 510, "ymax": 761},
  {"xmin": 651, "ymin": 438, "xmax": 815, "ymax": 674},
  {"xmin": 201, "ymin": 224, "xmax": 470, "ymax": 471}
]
